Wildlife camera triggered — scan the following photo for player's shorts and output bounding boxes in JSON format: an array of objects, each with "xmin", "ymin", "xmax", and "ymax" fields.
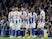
[
  {"xmin": 37, "ymin": 22, "xmax": 45, "ymax": 28},
  {"xmin": 10, "ymin": 22, "xmax": 13, "ymax": 27},
  {"xmin": 25, "ymin": 23, "xmax": 29, "ymax": 29},
  {"xmin": 21, "ymin": 22, "xmax": 25, "ymax": 28},
  {"xmin": 15, "ymin": 23, "xmax": 21, "ymax": 30},
  {"xmin": 10, "ymin": 22, "xmax": 21, "ymax": 30},
  {"xmin": 44, "ymin": 29, "xmax": 47, "ymax": 34},
  {"xmin": 29, "ymin": 23, "xmax": 36, "ymax": 28},
  {"xmin": 9, "ymin": 22, "xmax": 15, "ymax": 29},
  {"xmin": 21, "ymin": 22, "xmax": 29, "ymax": 29}
]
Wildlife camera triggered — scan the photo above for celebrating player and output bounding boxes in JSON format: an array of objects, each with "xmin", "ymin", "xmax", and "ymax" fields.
[
  {"xmin": 25, "ymin": 9, "xmax": 30, "ymax": 37},
  {"xmin": 8, "ymin": 7, "xmax": 16, "ymax": 38},
  {"xmin": 8, "ymin": 7, "xmax": 21, "ymax": 38},
  {"xmin": 20, "ymin": 7, "xmax": 27, "ymax": 38},
  {"xmin": 29, "ymin": 7, "xmax": 37, "ymax": 38},
  {"xmin": 37, "ymin": 7, "xmax": 45, "ymax": 38}
]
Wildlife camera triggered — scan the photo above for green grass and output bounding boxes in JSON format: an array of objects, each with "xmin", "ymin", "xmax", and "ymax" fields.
[{"xmin": 0, "ymin": 37, "xmax": 52, "ymax": 39}]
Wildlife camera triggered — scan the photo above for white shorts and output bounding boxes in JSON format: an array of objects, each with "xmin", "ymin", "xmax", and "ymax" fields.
[
  {"xmin": 10, "ymin": 23, "xmax": 13, "ymax": 27},
  {"xmin": 25, "ymin": 23, "xmax": 29, "ymax": 29},
  {"xmin": 29, "ymin": 23, "xmax": 36, "ymax": 28},
  {"xmin": 10, "ymin": 23, "xmax": 21, "ymax": 30},
  {"xmin": 21, "ymin": 22, "xmax": 29, "ymax": 29},
  {"xmin": 21, "ymin": 22, "xmax": 25, "ymax": 28},
  {"xmin": 37, "ymin": 22, "xmax": 45, "ymax": 28}
]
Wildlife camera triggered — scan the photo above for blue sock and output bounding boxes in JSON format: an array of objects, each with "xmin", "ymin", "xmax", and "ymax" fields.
[
  {"xmin": 1, "ymin": 29, "xmax": 4, "ymax": 37},
  {"xmin": 38, "ymin": 30, "xmax": 44, "ymax": 36},
  {"xmin": 16, "ymin": 30, "xmax": 21, "ymax": 36},
  {"xmin": 23, "ymin": 30, "xmax": 25, "ymax": 37},
  {"xmin": 21, "ymin": 30, "xmax": 25, "ymax": 37},
  {"xmin": 21, "ymin": 30, "xmax": 23, "ymax": 36},
  {"xmin": 10, "ymin": 30, "xmax": 15, "ymax": 36},
  {"xmin": 32, "ymin": 28, "xmax": 35, "ymax": 36},
  {"xmin": 28, "ymin": 29, "xmax": 30, "ymax": 36}
]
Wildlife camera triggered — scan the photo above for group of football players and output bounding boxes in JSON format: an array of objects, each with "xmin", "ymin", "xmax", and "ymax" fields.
[{"xmin": 8, "ymin": 7, "xmax": 45, "ymax": 38}]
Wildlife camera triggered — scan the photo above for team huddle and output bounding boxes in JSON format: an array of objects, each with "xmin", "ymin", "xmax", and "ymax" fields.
[{"xmin": 8, "ymin": 7, "xmax": 45, "ymax": 38}]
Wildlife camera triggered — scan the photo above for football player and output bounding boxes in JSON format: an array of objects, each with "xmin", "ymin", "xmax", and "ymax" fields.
[
  {"xmin": 8, "ymin": 7, "xmax": 15, "ymax": 38},
  {"xmin": 8, "ymin": 7, "xmax": 21, "ymax": 38},
  {"xmin": 37, "ymin": 7, "xmax": 45, "ymax": 38},
  {"xmin": 14, "ymin": 7, "xmax": 21, "ymax": 37},
  {"xmin": 29, "ymin": 7, "xmax": 37, "ymax": 38},
  {"xmin": 25, "ymin": 9, "xmax": 30, "ymax": 37},
  {"xmin": 20, "ymin": 7, "xmax": 27, "ymax": 38}
]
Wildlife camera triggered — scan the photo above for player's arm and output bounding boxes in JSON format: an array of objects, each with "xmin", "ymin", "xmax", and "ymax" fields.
[
  {"xmin": 8, "ymin": 12, "xmax": 13, "ymax": 22},
  {"xmin": 20, "ymin": 12, "xmax": 26, "ymax": 20},
  {"xmin": 8, "ymin": 12, "xmax": 11, "ymax": 22},
  {"xmin": 35, "ymin": 13, "xmax": 38, "ymax": 22},
  {"xmin": 21, "ymin": 16, "xmax": 26, "ymax": 19},
  {"xmin": 37, "ymin": 15, "xmax": 40, "ymax": 22},
  {"xmin": 29, "ymin": 13, "xmax": 32, "ymax": 19},
  {"xmin": 8, "ymin": 12, "xmax": 12, "ymax": 29},
  {"xmin": 20, "ymin": 15, "xmax": 25, "ymax": 20},
  {"xmin": 40, "ymin": 13, "xmax": 44, "ymax": 21}
]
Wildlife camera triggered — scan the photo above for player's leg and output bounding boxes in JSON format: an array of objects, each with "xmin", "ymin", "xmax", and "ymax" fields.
[
  {"xmin": 37, "ymin": 29, "xmax": 44, "ymax": 37},
  {"xmin": 25, "ymin": 23, "xmax": 30, "ymax": 37},
  {"xmin": 20, "ymin": 22, "xmax": 25, "ymax": 38},
  {"xmin": 42, "ymin": 23, "xmax": 48, "ymax": 38},
  {"xmin": 22, "ymin": 23, "xmax": 26, "ymax": 38},
  {"xmin": 10, "ymin": 29, "xmax": 15, "ymax": 37},
  {"xmin": 16, "ymin": 23, "xmax": 21, "ymax": 37},
  {"xmin": 21, "ymin": 28, "xmax": 25, "ymax": 37},
  {"xmin": 44, "ymin": 29, "xmax": 48, "ymax": 38},
  {"xmin": 29, "ymin": 23, "xmax": 32, "ymax": 37},
  {"xmin": 21, "ymin": 23, "xmax": 23, "ymax": 37},
  {"xmin": 27, "ymin": 28, "xmax": 31, "ymax": 38},
  {"xmin": 24, "ymin": 22, "xmax": 31, "ymax": 38},
  {"xmin": 31, "ymin": 23, "xmax": 36, "ymax": 38},
  {"xmin": 10, "ymin": 23, "xmax": 15, "ymax": 38},
  {"xmin": 37, "ymin": 23, "xmax": 44, "ymax": 38}
]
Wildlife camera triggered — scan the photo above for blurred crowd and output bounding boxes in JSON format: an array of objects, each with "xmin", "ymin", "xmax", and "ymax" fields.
[{"xmin": 0, "ymin": 0, "xmax": 52, "ymax": 37}]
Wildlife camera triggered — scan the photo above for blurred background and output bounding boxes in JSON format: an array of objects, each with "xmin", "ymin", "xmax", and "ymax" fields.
[{"xmin": 0, "ymin": 0, "xmax": 52, "ymax": 37}]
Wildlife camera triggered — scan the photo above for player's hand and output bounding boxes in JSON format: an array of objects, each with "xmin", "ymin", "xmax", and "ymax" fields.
[
  {"xmin": 21, "ymin": 16, "xmax": 25, "ymax": 19},
  {"xmin": 9, "ymin": 26, "xmax": 12, "ymax": 29},
  {"xmin": 37, "ymin": 16, "xmax": 40, "ymax": 22}
]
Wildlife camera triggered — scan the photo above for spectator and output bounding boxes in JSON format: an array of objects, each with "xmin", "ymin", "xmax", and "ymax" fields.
[
  {"xmin": 0, "ymin": 16, "xmax": 2, "ymax": 36},
  {"xmin": 1, "ymin": 16, "xmax": 9, "ymax": 37}
]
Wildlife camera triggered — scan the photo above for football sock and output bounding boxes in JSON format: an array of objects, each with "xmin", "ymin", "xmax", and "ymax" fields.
[
  {"xmin": 32, "ymin": 28, "xmax": 35, "ymax": 36},
  {"xmin": 16, "ymin": 30, "xmax": 21, "ymax": 36}
]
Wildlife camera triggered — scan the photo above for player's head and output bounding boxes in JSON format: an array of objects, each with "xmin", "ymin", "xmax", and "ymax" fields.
[
  {"xmin": 18, "ymin": 7, "xmax": 21, "ymax": 11},
  {"xmin": 21, "ymin": 7, "xmax": 25, "ymax": 11},
  {"xmin": 26, "ymin": 9, "xmax": 29, "ymax": 13},
  {"xmin": 12, "ymin": 6, "xmax": 15, "ymax": 11},
  {"xmin": 31, "ymin": 7, "xmax": 35, "ymax": 12},
  {"xmin": 39, "ymin": 7, "xmax": 42, "ymax": 11},
  {"xmin": 39, "ymin": 7, "xmax": 44, "ymax": 12},
  {"xmin": 15, "ymin": 7, "xmax": 18, "ymax": 11}
]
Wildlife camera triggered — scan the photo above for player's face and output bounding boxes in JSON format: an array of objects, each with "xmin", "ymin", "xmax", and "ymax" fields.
[
  {"xmin": 12, "ymin": 8, "xmax": 15, "ymax": 11},
  {"xmin": 26, "ymin": 9, "xmax": 29, "ymax": 13},
  {"xmin": 15, "ymin": 7, "xmax": 18, "ymax": 11},
  {"xmin": 31, "ymin": 8, "xmax": 34, "ymax": 12},
  {"xmin": 21, "ymin": 7, "xmax": 25, "ymax": 11},
  {"xmin": 39, "ymin": 8, "xmax": 42, "ymax": 12}
]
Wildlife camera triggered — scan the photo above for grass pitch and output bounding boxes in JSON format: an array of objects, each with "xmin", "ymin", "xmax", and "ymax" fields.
[{"xmin": 0, "ymin": 37, "xmax": 52, "ymax": 39}]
